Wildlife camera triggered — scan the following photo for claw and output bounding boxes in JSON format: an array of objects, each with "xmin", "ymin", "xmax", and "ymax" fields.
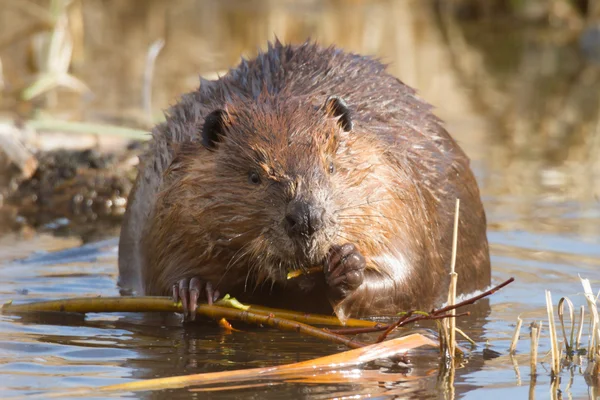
[
  {"xmin": 179, "ymin": 278, "xmax": 190, "ymax": 318},
  {"xmin": 205, "ymin": 282, "xmax": 214, "ymax": 306},
  {"xmin": 189, "ymin": 277, "xmax": 202, "ymax": 321},
  {"xmin": 172, "ymin": 277, "xmax": 220, "ymax": 322},
  {"xmin": 172, "ymin": 283, "xmax": 179, "ymax": 304}
]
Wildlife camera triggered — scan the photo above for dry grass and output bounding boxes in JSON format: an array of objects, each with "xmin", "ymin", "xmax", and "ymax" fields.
[
  {"xmin": 21, "ymin": 0, "xmax": 89, "ymax": 101},
  {"xmin": 511, "ymin": 277, "xmax": 600, "ymax": 388}
]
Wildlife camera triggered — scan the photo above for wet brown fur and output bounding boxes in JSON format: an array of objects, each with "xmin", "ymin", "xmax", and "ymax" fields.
[{"xmin": 118, "ymin": 41, "xmax": 491, "ymax": 318}]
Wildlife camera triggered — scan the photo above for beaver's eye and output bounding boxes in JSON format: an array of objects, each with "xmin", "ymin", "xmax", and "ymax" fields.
[
  {"xmin": 328, "ymin": 161, "xmax": 335, "ymax": 174},
  {"xmin": 248, "ymin": 171, "xmax": 261, "ymax": 185}
]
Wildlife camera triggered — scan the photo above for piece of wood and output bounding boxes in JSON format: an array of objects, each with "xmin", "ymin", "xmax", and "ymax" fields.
[
  {"xmin": 35, "ymin": 333, "xmax": 437, "ymax": 398},
  {"xmin": 0, "ymin": 122, "xmax": 38, "ymax": 179}
]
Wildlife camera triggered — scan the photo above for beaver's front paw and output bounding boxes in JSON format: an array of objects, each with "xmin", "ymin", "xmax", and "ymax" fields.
[
  {"xmin": 324, "ymin": 243, "xmax": 365, "ymax": 301},
  {"xmin": 172, "ymin": 277, "xmax": 220, "ymax": 321}
]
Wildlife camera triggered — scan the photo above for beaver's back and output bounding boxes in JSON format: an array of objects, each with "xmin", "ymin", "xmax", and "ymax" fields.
[{"xmin": 151, "ymin": 41, "xmax": 449, "ymax": 151}]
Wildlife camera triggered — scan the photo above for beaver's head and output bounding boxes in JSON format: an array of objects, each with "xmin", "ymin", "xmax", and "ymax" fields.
[
  {"xmin": 152, "ymin": 92, "xmax": 399, "ymax": 289},
  {"xmin": 195, "ymin": 95, "xmax": 352, "ymax": 279}
]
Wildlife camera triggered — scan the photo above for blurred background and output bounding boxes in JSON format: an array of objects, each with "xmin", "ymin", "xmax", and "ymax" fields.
[
  {"xmin": 1, "ymin": 0, "xmax": 599, "ymax": 242},
  {"xmin": 0, "ymin": 0, "xmax": 599, "ymax": 241},
  {"xmin": 0, "ymin": 1, "xmax": 599, "ymax": 398}
]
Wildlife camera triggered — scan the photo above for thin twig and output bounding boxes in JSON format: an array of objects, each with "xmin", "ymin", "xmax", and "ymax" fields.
[
  {"xmin": 376, "ymin": 311, "xmax": 415, "ymax": 342},
  {"xmin": 376, "ymin": 311, "xmax": 470, "ymax": 343},
  {"xmin": 375, "ymin": 277, "xmax": 515, "ymax": 342},
  {"xmin": 434, "ymin": 277, "xmax": 515, "ymax": 315}
]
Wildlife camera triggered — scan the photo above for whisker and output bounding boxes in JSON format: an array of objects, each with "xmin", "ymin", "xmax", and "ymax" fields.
[
  {"xmin": 246, "ymin": 261, "xmax": 258, "ymax": 292},
  {"xmin": 334, "ymin": 197, "xmax": 400, "ymax": 213},
  {"xmin": 217, "ymin": 240, "xmax": 255, "ymax": 287},
  {"xmin": 335, "ymin": 229, "xmax": 378, "ymax": 243},
  {"xmin": 335, "ymin": 232, "xmax": 359, "ymax": 243},
  {"xmin": 337, "ymin": 214, "xmax": 405, "ymax": 224},
  {"xmin": 245, "ymin": 240, "xmax": 268, "ymax": 292}
]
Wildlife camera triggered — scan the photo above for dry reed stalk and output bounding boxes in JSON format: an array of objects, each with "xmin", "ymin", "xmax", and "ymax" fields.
[
  {"xmin": 546, "ymin": 291, "xmax": 561, "ymax": 376},
  {"xmin": 550, "ymin": 375, "xmax": 561, "ymax": 400},
  {"xmin": 528, "ymin": 320, "xmax": 540, "ymax": 399},
  {"xmin": 557, "ymin": 297, "xmax": 575, "ymax": 357},
  {"xmin": 565, "ymin": 367, "xmax": 576, "ymax": 397},
  {"xmin": 510, "ymin": 353, "xmax": 521, "ymax": 386},
  {"xmin": 530, "ymin": 321, "xmax": 540, "ymax": 376},
  {"xmin": 509, "ymin": 315, "xmax": 522, "ymax": 354},
  {"xmin": 454, "ymin": 327, "xmax": 476, "ymax": 347},
  {"xmin": 528, "ymin": 376, "xmax": 536, "ymax": 400},
  {"xmin": 439, "ymin": 319, "xmax": 450, "ymax": 360},
  {"xmin": 580, "ymin": 277, "xmax": 600, "ymax": 375},
  {"xmin": 446, "ymin": 198, "xmax": 460, "ymax": 360},
  {"xmin": 576, "ymin": 305, "xmax": 585, "ymax": 350},
  {"xmin": 446, "ymin": 358, "xmax": 456, "ymax": 399}
]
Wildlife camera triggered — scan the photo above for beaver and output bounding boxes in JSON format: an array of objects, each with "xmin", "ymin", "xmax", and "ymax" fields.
[{"xmin": 118, "ymin": 41, "xmax": 491, "ymax": 322}]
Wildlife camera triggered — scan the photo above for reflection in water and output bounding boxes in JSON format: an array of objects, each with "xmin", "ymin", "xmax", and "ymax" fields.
[
  {"xmin": 0, "ymin": 0, "xmax": 599, "ymax": 399},
  {"xmin": 437, "ymin": 14, "xmax": 600, "ymax": 237}
]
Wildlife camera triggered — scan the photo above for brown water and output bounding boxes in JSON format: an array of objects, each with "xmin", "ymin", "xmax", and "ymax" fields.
[{"xmin": 1, "ymin": 0, "xmax": 600, "ymax": 398}]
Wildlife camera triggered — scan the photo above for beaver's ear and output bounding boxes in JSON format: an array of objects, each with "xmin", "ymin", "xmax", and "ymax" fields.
[
  {"xmin": 324, "ymin": 95, "xmax": 353, "ymax": 132},
  {"xmin": 201, "ymin": 109, "xmax": 228, "ymax": 149}
]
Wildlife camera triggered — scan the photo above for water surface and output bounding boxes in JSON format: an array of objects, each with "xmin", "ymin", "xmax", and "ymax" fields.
[{"xmin": 1, "ymin": 0, "xmax": 599, "ymax": 398}]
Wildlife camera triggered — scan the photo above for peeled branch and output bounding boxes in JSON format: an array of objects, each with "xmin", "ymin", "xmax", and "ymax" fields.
[
  {"xmin": 286, "ymin": 266, "xmax": 323, "ymax": 280},
  {"xmin": 32, "ymin": 333, "xmax": 438, "ymax": 398}
]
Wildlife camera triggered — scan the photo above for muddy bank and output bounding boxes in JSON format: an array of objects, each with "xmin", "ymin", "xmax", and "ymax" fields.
[{"xmin": 0, "ymin": 135, "xmax": 143, "ymax": 241}]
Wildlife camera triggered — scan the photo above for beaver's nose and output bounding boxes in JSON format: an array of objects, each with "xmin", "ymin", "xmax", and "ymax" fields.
[{"xmin": 284, "ymin": 199, "xmax": 325, "ymax": 238}]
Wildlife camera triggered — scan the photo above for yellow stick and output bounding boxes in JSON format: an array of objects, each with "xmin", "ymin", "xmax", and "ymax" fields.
[{"xmin": 1, "ymin": 296, "xmax": 380, "ymax": 328}]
